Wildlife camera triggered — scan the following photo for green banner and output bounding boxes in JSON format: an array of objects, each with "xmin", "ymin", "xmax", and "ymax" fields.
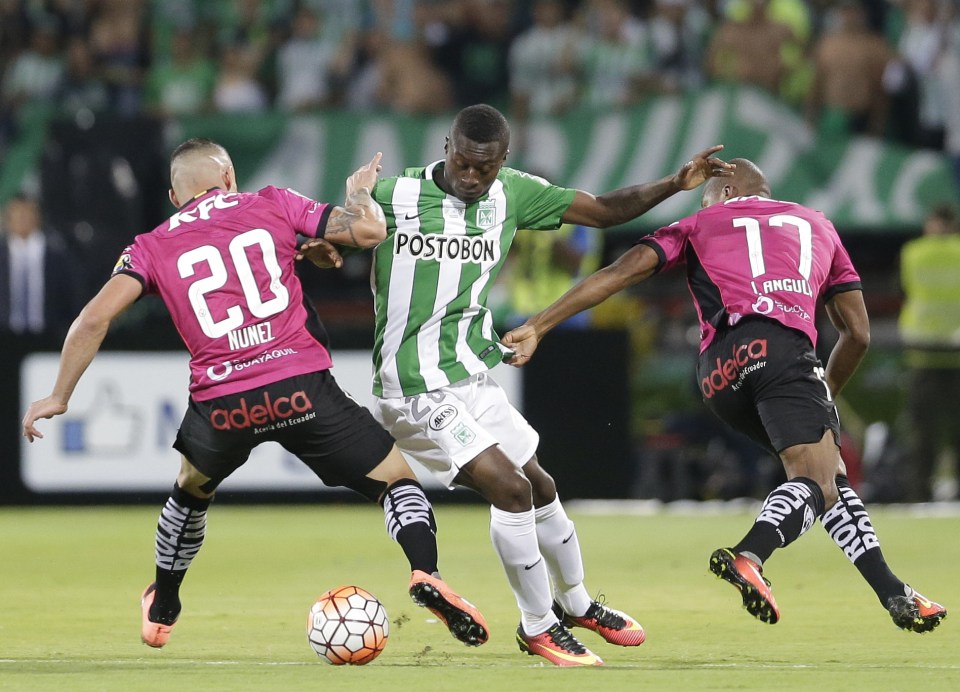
[
  {"xmin": 4, "ymin": 87, "xmax": 956, "ymax": 232},
  {"xmin": 176, "ymin": 87, "xmax": 958, "ymax": 233}
]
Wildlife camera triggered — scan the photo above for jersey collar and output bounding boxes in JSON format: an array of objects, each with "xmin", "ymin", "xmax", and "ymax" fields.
[{"xmin": 178, "ymin": 187, "xmax": 223, "ymax": 211}]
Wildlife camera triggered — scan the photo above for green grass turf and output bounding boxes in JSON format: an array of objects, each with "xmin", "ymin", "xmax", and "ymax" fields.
[{"xmin": 1, "ymin": 504, "xmax": 957, "ymax": 691}]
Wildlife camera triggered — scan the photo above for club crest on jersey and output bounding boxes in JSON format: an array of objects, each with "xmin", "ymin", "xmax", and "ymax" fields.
[{"xmin": 476, "ymin": 200, "xmax": 497, "ymax": 229}]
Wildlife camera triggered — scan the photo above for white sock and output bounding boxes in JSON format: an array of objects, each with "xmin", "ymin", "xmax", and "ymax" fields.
[
  {"xmin": 490, "ymin": 505, "xmax": 557, "ymax": 635},
  {"xmin": 535, "ymin": 496, "xmax": 592, "ymax": 617}
]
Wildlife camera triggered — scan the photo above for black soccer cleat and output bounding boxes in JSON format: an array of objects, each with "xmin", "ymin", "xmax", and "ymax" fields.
[{"xmin": 886, "ymin": 587, "xmax": 947, "ymax": 634}]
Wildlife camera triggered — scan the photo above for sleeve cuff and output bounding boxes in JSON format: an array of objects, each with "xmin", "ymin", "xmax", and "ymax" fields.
[
  {"xmin": 823, "ymin": 281, "xmax": 863, "ymax": 302},
  {"xmin": 314, "ymin": 204, "xmax": 334, "ymax": 239},
  {"xmin": 635, "ymin": 238, "xmax": 667, "ymax": 273}
]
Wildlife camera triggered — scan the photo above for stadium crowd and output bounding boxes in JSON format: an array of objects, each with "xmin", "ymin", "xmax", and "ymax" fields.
[{"xmin": 1, "ymin": 0, "xmax": 959, "ymax": 175}]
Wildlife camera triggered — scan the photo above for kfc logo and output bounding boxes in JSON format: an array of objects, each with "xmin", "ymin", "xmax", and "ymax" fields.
[
  {"xmin": 701, "ymin": 338, "xmax": 768, "ymax": 399},
  {"xmin": 210, "ymin": 390, "xmax": 313, "ymax": 430}
]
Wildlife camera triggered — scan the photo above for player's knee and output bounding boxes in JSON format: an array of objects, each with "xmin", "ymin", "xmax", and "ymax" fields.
[
  {"xmin": 525, "ymin": 463, "xmax": 557, "ymax": 507},
  {"xmin": 819, "ymin": 477, "xmax": 839, "ymax": 508},
  {"xmin": 490, "ymin": 471, "xmax": 533, "ymax": 512}
]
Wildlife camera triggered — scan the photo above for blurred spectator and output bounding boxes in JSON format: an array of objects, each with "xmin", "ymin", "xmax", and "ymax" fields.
[
  {"xmin": 213, "ymin": 42, "xmax": 269, "ymax": 113},
  {"xmin": 377, "ymin": 39, "xmax": 455, "ymax": 114},
  {"xmin": 56, "ymin": 36, "xmax": 110, "ymax": 117},
  {"xmin": 705, "ymin": 0, "xmax": 794, "ymax": 96},
  {"xmin": 275, "ymin": 6, "xmax": 353, "ymax": 111},
  {"xmin": 1, "ymin": 21, "xmax": 64, "ymax": 113},
  {"xmin": 144, "ymin": 28, "xmax": 215, "ymax": 117},
  {"xmin": 941, "ymin": 19, "xmax": 960, "ymax": 193},
  {"xmin": 721, "ymin": 0, "xmax": 812, "ymax": 102},
  {"xmin": 898, "ymin": 204, "xmax": 960, "ymax": 501},
  {"xmin": 576, "ymin": 0, "xmax": 665, "ymax": 108},
  {"xmin": 648, "ymin": 0, "xmax": 711, "ymax": 92},
  {"xmin": 0, "ymin": 1, "xmax": 31, "ymax": 69},
  {"xmin": 509, "ymin": 0, "xmax": 579, "ymax": 120},
  {"xmin": 89, "ymin": 0, "xmax": 148, "ymax": 117},
  {"xmin": 430, "ymin": 0, "xmax": 516, "ymax": 108},
  {"xmin": 897, "ymin": 0, "xmax": 953, "ymax": 149},
  {"xmin": 0, "ymin": 193, "xmax": 83, "ymax": 339},
  {"xmin": 807, "ymin": 0, "xmax": 895, "ymax": 138}
]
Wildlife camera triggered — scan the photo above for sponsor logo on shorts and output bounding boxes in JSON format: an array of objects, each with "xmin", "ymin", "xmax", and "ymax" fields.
[
  {"xmin": 701, "ymin": 338, "xmax": 768, "ymax": 399},
  {"xmin": 209, "ymin": 390, "xmax": 314, "ymax": 431},
  {"xmin": 451, "ymin": 422, "xmax": 476, "ymax": 447},
  {"xmin": 429, "ymin": 404, "xmax": 458, "ymax": 431}
]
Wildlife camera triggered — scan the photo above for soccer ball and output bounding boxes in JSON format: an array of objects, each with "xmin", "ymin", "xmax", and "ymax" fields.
[{"xmin": 307, "ymin": 585, "xmax": 389, "ymax": 665}]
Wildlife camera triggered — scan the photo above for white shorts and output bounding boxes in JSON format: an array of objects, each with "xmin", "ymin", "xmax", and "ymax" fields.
[{"xmin": 373, "ymin": 372, "xmax": 539, "ymax": 489}]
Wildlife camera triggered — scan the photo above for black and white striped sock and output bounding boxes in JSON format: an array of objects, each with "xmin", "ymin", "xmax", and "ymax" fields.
[
  {"xmin": 822, "ymin": 475, "xmax": 905, "ymax": 604},
  {"xmin": 734, "ymin": 477, "xmax": 825, "ymax": 564},
  {"xmin": 381, "ymin": 479, "xmax": 438, "ymax": 575},
  {"xmin": 151, "ymin": 483, "xmax": 210, "ymax": 624}
]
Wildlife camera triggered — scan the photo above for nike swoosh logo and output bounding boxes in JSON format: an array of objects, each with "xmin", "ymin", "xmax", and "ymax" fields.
[
  {"xmin": 562, "ymin": 530, "xmax": 576, "ymax": 544},
  {"xmin": 404, "ymin": 211, "xmax": 420, "ymax": 220},
  {"xmin": 523, "ymin": 557, "xmax": 543, "ymax": 571}
]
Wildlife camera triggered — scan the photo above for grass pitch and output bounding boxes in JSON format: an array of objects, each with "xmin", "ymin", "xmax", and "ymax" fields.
[{"xmin": 1, "ymin": 503, "xmax": 957, "ymax": 691}]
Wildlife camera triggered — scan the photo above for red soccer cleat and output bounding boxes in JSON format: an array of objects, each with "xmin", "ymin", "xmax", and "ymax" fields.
[
  {"xmin": 887, "ymin": 587, "xmax": 947, "ymax": 633},
  {"xmin": 555, "ymin": 598, "xmax": 646, "ymax": 647},
  {"xmin": 409, "ymin": 570, "xmax": 489, "ymax": 646},
  {"xmin": 140, "ymin": 583, "xmax": 176, "ymax": 648},
  {"xmin": 709, "ymin": 548, "xmax": 780, "ymax": 624},
  {"xmin": 516, "ymin": 622, "xmax": 604, "ymax": 666}
]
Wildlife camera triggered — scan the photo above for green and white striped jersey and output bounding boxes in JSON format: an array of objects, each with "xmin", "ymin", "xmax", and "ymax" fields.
[{"xmin": 371, "ymin": 161, "xmax": 576, "ymax": 397}]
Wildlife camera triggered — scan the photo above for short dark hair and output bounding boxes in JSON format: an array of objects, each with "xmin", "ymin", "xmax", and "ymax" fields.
[
  {"xmin": 927, "ymin": 203, "xmax": 957, "ymax": 225},
  {"xmin": 170, "ymin": 137, "xmax": 227, "ymax": 164},
  {"xmin": 451, "ymin": 104, "xmax": 510, "ymax": 148}
]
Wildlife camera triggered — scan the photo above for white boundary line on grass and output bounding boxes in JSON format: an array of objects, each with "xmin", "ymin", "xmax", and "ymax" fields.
[
  {"xmin": 2, "ymin": 658, "xmax": 960, "ymax": 670},
  {"xmin": 566, "ymin": 499, "xmax": 960, "ymax": 517}
]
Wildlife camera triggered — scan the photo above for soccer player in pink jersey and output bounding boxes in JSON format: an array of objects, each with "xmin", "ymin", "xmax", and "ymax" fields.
[
  {"xmin": 21, "ymin": 138, "xmax": 489, "ymax": 650},
  {"xmin": 503, "ymin": 158, "xmax": 946, "ymax": 634}
]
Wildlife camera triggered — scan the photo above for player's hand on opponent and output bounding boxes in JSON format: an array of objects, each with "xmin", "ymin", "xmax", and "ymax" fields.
[
  {"xmin": 346, "ymin": 151, "xmax": 383, "ymax": 198},
  {"xmin": 22, "ymin": 396, "xmax": 68, "ymax": 442},
  {"xmin": 297, "ymin": 238, "xmax": 344, "ymax": 268},
  {"xmin": 673, "ymin": 145, "xmax": 735, "ymax": 191},
  {"xmin": 500, "ymin": 324, "xmax": 541, "ymax": 368}
]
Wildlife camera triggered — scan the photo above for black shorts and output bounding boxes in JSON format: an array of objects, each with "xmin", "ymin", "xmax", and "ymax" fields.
[
  {"xmin": 173, "ymin": 370, "xmax": 394, "ymax": 491},
  {"xmin": 696, "ymin": 318, "xmax": 840, "ymax": 455}
]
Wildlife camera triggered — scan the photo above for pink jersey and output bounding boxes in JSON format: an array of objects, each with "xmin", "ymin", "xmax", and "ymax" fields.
[
  {"xmin": 640, "ymin": 196, "xmax": 862, "ymax": 351},
  {"xmin": 113, "ymin": 186, "xmax": 334, "ymax": 400}
]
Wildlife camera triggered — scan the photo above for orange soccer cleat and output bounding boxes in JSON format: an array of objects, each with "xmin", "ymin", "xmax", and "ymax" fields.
[
  {"xmin": 887, "ymin": 587, "xmax": 947, "ymax": 633},
  {"xmin": 516, "ymin": 622, "xmax": 604, "ymax": 666},
  {"xmin": 409, "ymin": 570, "xmax": 489, "ymax": 646},
  {"xmin": 554, "ymin": 598, "xmax": 646, "ymax": 647},
  {"xmin": 709, "ymin": 547, "xmax": 781, "ymax": 624},
  {"xmin": 140, "ymin": 583, "xmax": 177, "ymax": 648}
]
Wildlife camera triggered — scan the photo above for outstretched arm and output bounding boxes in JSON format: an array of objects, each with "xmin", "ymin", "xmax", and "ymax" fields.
[
  {"xmin": 22, "ymin": 273, "xmax": 142, "ymax": 441},
  {"xmin": 560, "ymin": 145, "xmax": 734, "ymax": 228},
  {"xmin": 823, "ymin": 289, "xmax": 870, "ymax": 397},
  {"xmin": 502, "ymin": 244, "xmax": 660, "ymax": 366},
  {"xmin": 323, "ymin": 152, "xmax": 387, "ymax": 248}
]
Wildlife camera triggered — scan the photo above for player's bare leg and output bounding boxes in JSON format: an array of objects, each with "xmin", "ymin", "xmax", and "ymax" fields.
[
  {"xmin": 456, "ymin": 449, "xmax": 601, "ymax": 665},
  {"xmin": 367, "ymin": 446, "xmax": 489, "ymax": 646},
  {"xmin": 524, "ymin": 457, "xmax": 645, "ymax": 647},
  {"xmin": 141, "ymin": 456, "xmax": 212, "ymax": 648}
]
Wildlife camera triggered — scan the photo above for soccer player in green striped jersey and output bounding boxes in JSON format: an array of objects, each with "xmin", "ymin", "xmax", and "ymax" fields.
[{"xmin": 304, "ymin": 104, "xmax": 733, "ymax": 665}]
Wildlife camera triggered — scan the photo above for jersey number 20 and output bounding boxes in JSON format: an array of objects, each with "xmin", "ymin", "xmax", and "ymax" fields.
[{"xmin": 177, "ymin": 228, "xmax": 289, "ymax": 338}]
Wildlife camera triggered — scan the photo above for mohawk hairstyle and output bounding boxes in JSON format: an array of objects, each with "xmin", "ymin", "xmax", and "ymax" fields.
[
  {"xmin": 170, "ymin": 137, "xmax": 228, "ymax": 164},
  {"xmin": 451, "ymin": 104, "xmax": 510, "ymax": 147}
]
